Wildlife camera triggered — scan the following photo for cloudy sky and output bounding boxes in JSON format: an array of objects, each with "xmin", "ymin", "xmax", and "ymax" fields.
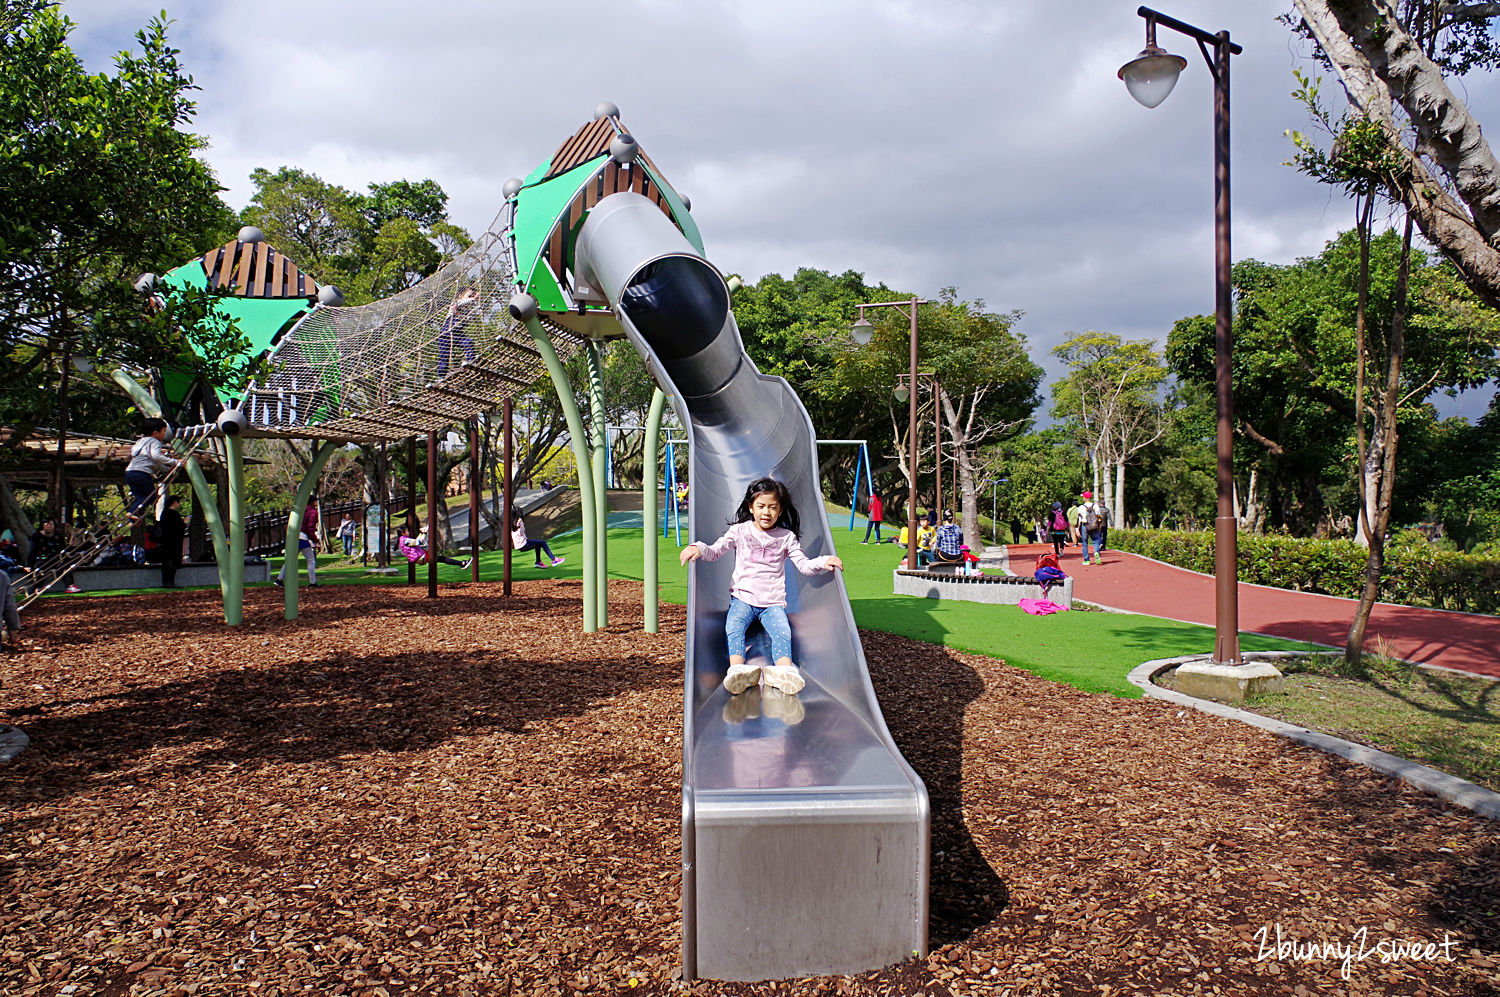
[{"xmin": 60, "ymin": 0, "xmax": 1497, "ymax": 418}]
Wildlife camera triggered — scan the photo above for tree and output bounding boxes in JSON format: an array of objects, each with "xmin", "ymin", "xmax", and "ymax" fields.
[
  {"xmin": 1289, "ymin": 0, "xmax": 1500, "ymax": 310},
  {"xmin": 1051, "ymin": 332, "xmax": 1167, "ymax": 528},
  {"xmin": 732, "ymin": 268, "xmax": 905, "ymax": 497},
  {"xmin": 239, "ymin": 169, "xmax": 471, "ymax": 305},
  {"xmin": 834, "ymin": 289, "xmax": 1041, "ymax": 543},
  {"xmin": 1167, "ymin": 237, "xmax": 1499, "ymax": 534},
  {"xmin": 983, "ymin": 429, "xmax": 1087, "ymax": 538},
  {"xmin": 1, "ymin": 4, "xmax": 241, "ymax": 528}
]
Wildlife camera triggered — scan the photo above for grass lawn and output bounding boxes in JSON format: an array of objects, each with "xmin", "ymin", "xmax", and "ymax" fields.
[
  {"xmin": 62, "ymin": 523, "xmax": 1319, "ymax": 700},
  {"xmin": 1227, "ymin": 655, "xmax": 1500, "ymax": 792}
]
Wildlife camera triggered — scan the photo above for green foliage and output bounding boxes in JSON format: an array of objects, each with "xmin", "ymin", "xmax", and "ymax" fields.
[
  {"xmin": 1166, "ymin": 229, "xmax": 1500, "ymax": 534},
  {"xmin": 985, "ymin": 429, "xmax": 1084, "ymax": 528},
  {"xmin": 0, "ymin": 4, "xmax": 240, "ymax": 440},
  {"xmin": 1110, "ymin": 527, "xmax": 1500, "ymax": 615},
  {"xmin": 239, "ymin": 167, "xmax": 471, "ymax": 305}
]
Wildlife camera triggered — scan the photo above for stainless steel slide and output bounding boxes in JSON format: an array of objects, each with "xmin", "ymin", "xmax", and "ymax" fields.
[{"xmin": 575, "ymin": 193, "xmax": 929, "ymax": 982}]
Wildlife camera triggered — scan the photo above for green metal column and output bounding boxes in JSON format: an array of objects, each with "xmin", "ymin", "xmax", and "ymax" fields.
[
  {"xmin": 643, "ymin": 388, "xmax": 666, "ymax": 633},
  {"xmin": 523, "ymin": 314, "xmax": 597, "ymax": 632},
  {"xmin": 223, "ymin": 435, "xmax": 248, "ymax": 625},
  {"xmin": 282, "ymin": 441, "xmax": 337, "ymax": 621},
  {"xmin": 585, "ymin": 340, "xmax": 609, "ymax": 628}
]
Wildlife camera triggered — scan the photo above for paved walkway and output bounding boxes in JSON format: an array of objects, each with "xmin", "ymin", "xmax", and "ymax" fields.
[{"xmin": 1007, "ymin": 542, "xmax": 1500, "ymax": 680}]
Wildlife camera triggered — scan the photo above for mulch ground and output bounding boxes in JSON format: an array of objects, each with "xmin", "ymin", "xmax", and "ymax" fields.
[{"xmin": 2, "ymin": 580, "xmax": 1497, "ymax": 997}]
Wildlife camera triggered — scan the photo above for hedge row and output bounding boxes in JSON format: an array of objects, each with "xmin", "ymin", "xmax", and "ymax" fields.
[{"xmin": 1108, "ymin": 528, "xmax": 1500, "ymax": 616}]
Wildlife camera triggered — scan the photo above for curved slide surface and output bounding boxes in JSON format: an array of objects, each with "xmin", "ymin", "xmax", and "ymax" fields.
[{"xmin": 575, "ymin": 194, "xmax": 929, "ymax": 981}]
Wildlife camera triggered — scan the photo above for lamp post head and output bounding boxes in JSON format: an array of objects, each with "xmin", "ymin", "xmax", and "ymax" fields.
[
  {"xmin": 893, "ymin": 384, "xmax": 910, "ymax": 404},
  {"xmin": 1119, "ymin": 43, "xmax": 1187, "ymax": 108},
  {"xmin": 850, "ymin": 316, "xmax": 875, "ymax": 346}
]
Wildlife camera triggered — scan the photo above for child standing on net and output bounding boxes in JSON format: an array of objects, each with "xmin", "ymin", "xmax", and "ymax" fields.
[{"xmin": 680, "ymin": 477, "xmax": 843, "ymax": 696}]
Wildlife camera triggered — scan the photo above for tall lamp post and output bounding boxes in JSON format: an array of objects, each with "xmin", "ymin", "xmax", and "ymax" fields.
[
  {"xmin": 1119, "ymin": 6, "xmax": 1243, "ymax": 666},
  {"xmin": 851, "ymin": 297, "xmax": 927, "ymax": 573},
  {"xmin": 895, "ymin": 371, "xmax": 942, "ymax": 532}
]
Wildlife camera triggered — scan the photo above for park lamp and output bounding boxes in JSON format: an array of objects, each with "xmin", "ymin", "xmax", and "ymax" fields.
[
  {"xmin": 893, "ymin": 383, "xmax": 910, "ymax": 404},
  {"xmin": 1118, "ymin": 14, "xmax": 1187, "ymax": 108},
  {"xmin": 850, "ymin": 314, "xmax": 875, "ymax": 346}
]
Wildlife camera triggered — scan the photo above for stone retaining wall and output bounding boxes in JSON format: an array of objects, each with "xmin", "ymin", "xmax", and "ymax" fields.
[
  {"xmin": 71, "ymin": 562, "xmax": 270, "ymax": 592},
  {"xmin": 892, "ymin": 569, "xmax": 1072, "ymax": 607}
]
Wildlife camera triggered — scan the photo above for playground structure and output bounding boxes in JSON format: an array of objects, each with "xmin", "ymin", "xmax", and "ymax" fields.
[{"xmin": 45, "ymin": 106, "xmax": 927, "ymax": 982}]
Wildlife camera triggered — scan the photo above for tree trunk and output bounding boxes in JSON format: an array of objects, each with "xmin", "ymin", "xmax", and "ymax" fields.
[
  {"xmin": 1114, "ymin": 461, "xmax": 1126, "ymax": 527},
  {"xmin": 1345, "ymin": 215, "xmax": 1414, "ymax": 670}
]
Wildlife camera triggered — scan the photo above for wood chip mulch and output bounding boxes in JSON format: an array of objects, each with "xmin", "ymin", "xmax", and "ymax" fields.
[{"xmin": 2, "ymin": 580, "xmax": 1496, "ymax": 996}]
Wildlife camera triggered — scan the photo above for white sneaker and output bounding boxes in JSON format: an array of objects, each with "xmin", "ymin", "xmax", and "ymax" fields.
[
  {"xmin": 762, "ymin": 662, "xmax": 806, "ymax": 695},
  {"xmin": 759, "ymin": 687, "xmax": 805, "ymax": 726},
  {"xmin": 722, "ymin": 662, "xmax": 762, "ymax": 695}
]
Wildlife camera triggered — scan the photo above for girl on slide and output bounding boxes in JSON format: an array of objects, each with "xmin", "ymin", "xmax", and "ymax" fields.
[{"xmin": 680, "ymin": 477, "xmax": 843, "ymax": 696}]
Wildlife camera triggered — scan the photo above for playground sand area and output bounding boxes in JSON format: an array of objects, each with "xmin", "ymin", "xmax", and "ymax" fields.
[{"xmin": 3, "ymin": 581, "xmax": 1496, "ymax": 996}]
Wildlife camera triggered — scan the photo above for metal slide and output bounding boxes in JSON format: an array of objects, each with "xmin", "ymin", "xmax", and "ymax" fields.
[{"xmin": 574, "ymin": 193, "xmax": 929, "ymax": 982}]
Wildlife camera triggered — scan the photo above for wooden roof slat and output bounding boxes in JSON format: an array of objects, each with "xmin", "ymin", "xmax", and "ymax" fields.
[
  {"xmin": 232, "ymin": 240, "xmax": 254, "ymax": 294},
  {"xmin": 250, "ymin": 243, "xmax": 268, "ymax": 297}
]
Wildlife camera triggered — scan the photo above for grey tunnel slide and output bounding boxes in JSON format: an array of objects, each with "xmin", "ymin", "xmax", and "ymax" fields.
[{"xmin": 574, "ymin": 193, "xmax": 929, "ymax": 982}]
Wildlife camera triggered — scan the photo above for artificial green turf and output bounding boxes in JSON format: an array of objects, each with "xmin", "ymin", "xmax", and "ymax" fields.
[{"xmin": 70, "ymin": 523, "xmax": 1319, "ymax": 699}]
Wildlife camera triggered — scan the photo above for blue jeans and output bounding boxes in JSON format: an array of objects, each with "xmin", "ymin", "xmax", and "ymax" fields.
[
  {"xmin": 1083, "ymin": 529, "xmax": 1103, "ymax": 562},
  {"xmin": 125, "ymin": 470, "xmax": 158, "ymax": 516},
  {"xmin": 517, "ymin": 538, "xmax": 555, "ymax": 563},
  {"xmin": 725, "ymin": 597, "xmax": 792, "ymax": 663}
]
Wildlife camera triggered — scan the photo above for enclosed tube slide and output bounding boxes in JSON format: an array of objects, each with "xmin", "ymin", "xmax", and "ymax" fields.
[{"xmin": 574, "ymin": 193, "xmax": 928, "ymax": 982}]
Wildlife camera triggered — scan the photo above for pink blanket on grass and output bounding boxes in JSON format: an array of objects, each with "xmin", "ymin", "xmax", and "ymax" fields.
[{"xmin": 1019, "ymin": 598, "xmax": 1069, "ymax": 616}]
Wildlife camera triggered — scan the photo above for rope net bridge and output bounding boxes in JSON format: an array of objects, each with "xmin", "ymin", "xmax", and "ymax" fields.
[{"xmin": 235, "ymin": 217, "xmax": 584, "ymax": 443}]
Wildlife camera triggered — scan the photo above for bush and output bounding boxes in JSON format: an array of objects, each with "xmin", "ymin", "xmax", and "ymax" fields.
[{"xmin": 1110, "ymin": 528, "xmax": 1500, "ymax": 615}]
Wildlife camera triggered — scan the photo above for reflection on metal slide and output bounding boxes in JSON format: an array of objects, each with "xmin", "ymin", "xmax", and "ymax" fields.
[{"xmin": 575, "ymin": 193, "xmax": 929, "ymax": 982}]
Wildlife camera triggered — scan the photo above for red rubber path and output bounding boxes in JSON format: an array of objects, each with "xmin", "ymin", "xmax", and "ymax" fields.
[{"xmin": 1008, "ymin": 543, "xmax": 1500, "ymax": 680}]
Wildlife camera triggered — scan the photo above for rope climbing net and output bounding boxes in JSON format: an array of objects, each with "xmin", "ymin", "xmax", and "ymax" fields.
[{"xmin": 238, "ymin": 207, "xmax": 582, "ymax": 443}]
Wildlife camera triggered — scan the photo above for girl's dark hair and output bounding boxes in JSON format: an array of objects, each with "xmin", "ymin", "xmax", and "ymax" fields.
[
  {"xmin": 732, "ymin": 477, "xmax": 799, "ymax": 536},
  {"xmin": 142, "ymin": 417, "xmax": 167, "ymax": 435}
]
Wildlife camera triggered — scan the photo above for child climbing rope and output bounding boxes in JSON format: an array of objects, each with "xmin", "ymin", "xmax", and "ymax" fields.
[{"xmin": 679, "ymin": 477, "xmax": 843, "ymax": 697}]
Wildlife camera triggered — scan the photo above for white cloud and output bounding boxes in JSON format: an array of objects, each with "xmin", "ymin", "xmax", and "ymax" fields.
[{"xmin": 57, "ymin": 0, "xmax": 1500, "ymax": 418}]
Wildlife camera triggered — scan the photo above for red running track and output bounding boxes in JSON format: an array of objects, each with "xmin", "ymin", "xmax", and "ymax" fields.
[{"xmin": 1008, "ymin": 543, "xmax": 1500, "ymax": 680}]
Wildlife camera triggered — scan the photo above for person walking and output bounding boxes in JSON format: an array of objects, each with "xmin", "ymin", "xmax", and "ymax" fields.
[
  {"xmin": 1045, "ymin": 501, "xmax": 1072, "ymax": 558},
  {"xmin": 1076, "ymin": 491, "xmax": 1108, "ymax": 566},
  {"xmin": 336, "ymin": 513, "xmax": 358, "ymax": 556},
  {"xmin": 861, "ymin": 489, "xmax": 884, "ymax": 544}
]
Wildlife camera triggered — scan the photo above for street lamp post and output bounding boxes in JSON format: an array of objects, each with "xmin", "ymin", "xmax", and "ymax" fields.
[
  {"xmin": 895, "ymin": 371, "xmax": 942, "ymax": 533},
  {"xmin": 851, "ymin": 297, "xmax": 926, "ymax": 573},
  {"xmin": 1120, "ymin": 6, "xmax": 1243, "ymax": 666}
]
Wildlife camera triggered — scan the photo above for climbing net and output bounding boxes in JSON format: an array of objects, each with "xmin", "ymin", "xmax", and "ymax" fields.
[{"xmin": 238, "ymin": 206, "xmax": 583, "ymax": 443}]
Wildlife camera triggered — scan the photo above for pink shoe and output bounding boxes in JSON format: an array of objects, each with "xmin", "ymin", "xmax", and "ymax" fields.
[{"xmin": 550, "ymin": 556, "xmax": 566, "ymax": 566}]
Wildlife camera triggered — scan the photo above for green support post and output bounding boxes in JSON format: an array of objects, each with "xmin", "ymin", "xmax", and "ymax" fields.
[
  {"xmin": 282, "ymin": 442, "xmax": 338, "ymax": 621},
  {"xmin": 585, "ymin": 340, "xmax": 609, "ymax": 628},
  {"xmin": 223, "ymin": 435, "xmax": 248, "ymax": 625},
  {"xmin": 643, "ymin": 388, "xmax": 666, "ymax": 633},
  {"xmin": 524, "ymin": 315, "xmax": 597, "ymax": 632}
]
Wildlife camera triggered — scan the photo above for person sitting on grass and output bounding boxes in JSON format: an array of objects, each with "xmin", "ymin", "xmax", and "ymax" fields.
[
  {"xmin": 510, "ymin": 510, "xmax": 564, "ymax": 568},
  {"xmin": 398, "ymin": 526, "xmax": 472, "ymax": 570}
]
